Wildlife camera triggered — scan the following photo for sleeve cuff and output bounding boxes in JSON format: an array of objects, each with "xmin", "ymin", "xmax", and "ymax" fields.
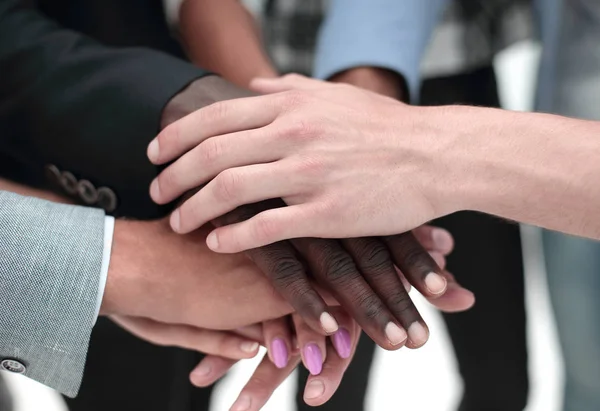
[{"xmin": 93, "ymin": 216, "xmax": 115, "ymax": 323}]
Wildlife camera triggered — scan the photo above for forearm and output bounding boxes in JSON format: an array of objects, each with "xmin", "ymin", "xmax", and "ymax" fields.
[
  {"xmin": 179, "ymin": 0, "xmax": 276, "ymax": 88},
  {"xmin": 433, "ymin": 106, "xmax": 600, "ymax": 239}
]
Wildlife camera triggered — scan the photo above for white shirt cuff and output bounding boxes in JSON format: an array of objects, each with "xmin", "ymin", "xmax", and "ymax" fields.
[{"xmin": 93, "ymin": 216, "xmax": 115, "ymax": 324}]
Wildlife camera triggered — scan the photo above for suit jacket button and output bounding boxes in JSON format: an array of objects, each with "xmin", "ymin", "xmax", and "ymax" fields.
[
  {"xmin": 97, "ymin": 187, "xmax": 118, "ymax": 213},
  {"xmin": 60, "ymin": 171, "xmax": 78, "ymax": 195},
  {"xmin": 44, "ymin": 164, "xmax": 61, "ymax": 186},
  {"xmin": 1, "ymin": 359, "xmax": 26, "ymax": 374},
  {"xmin": 78, "ymin": 180, "xmax": 98, "ymax": 205}
]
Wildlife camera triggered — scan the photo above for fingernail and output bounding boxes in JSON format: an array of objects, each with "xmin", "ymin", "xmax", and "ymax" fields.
[
  {"xmin": 408, "ymin": 322, "xmax": 429, "ymax": 347},
  {"xmin": 432, "ymin": 228, "xmax": 453, "ymax": 252},
  {"xmin": 304, "ymin": 380, "xmax": 325, "ymax": 400},
  {"xmin": 332, "ymin": 328, "xmax": 352, "ymax": 359},
  {"xmin": 320, "ymin": 312, "xmax": 339, "ymax": 334},
  {"xmin": 271, "ymin": 338, "xmax": 289, "ymax": 368},
  {"xmin": 230, "ymin": 395, "xmax": 251, "ymax": 411},
  {"xmin": 207, "ymin": 231, "xmax": 219, "ymax": 250},
  {"xmin": 150, "ymin": 178, "xmax": 160, "ymax": 201},
  {"xmin": 385, "ymin": 322, "xmax": 407, "ymax": 346},
  {"xmin": 170, "ymin": 209, "xmax": 181, "ymax": 233},
  {"xmin": 240, "ymin": 341, "xmax": 259, "ymax": 354},
  {"xmin": 425, "ymin": 272, "xmax": 447, "ymax": 295},
  {"xmin": 147, "ymin": 139, "xmax": 159, "ymax": 163},
  {"xmin": 192, "ymin": 362, "xmax": 211, "ymax": 377},
  {"xmin": 303, "ymin": 343, "xmax": 323, "ymax": 375}
]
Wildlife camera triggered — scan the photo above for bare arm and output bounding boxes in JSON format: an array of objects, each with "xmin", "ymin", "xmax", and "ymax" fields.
[{"xmin": 179, "ymin": 0, "xmax": 276, "ymax": 87}]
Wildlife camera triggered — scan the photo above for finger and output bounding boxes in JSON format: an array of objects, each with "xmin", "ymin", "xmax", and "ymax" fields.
[
  {"xmin": 110, "ymin": 316, "xmax": 260, "ymax": 359},
  {"xmin": 426, "ymin": 270, "xmax": 476, "ymax": 313},
  {"xmin": 341, "ymin": 237, "xmax": 426, "ymax": 348},
  {"xmin": 304, "ymin": 312, "xmax": 361, "ymax": 406},
  {"xmin": 170, "ymin": 163, "xmax": 299, "ymax": 234},
  {"xmin": 292, "ymin": 237, "xmax": 407, "ymax": 350},
  {"xmin": 250, "ymin": 74, "xmax": 330, "ymax": 94},
  {"xmin": 384, "ymin": 232, "xmax": 448, "ymax": 299},
  {"xmin": 263, "ymin": 317, "xmax": 293, "ymax": 369},
  {"xmin": 148, "ymin": 94, "xmax": 280, "ymax": 165},
  {"xmin": 206, "ymin": 205, "xmax": 311, "ymax": 253},
  {"xmin": 190, "ymin": 356, "xmax": 237, "ymax": 388},
  {"xmin": 212, "ymin": 203, "xmax": 340, "ymax": 335},
  {"xmin": 229, "ymin": 353, "xmax": 301, "ymax": 411},
  {"xmin": 430, "ymin": 251, "xmax": 446, "ymax": 270},
  {"xmin": 292, "ymin": 313, "xmax": 327, "ymax": 376},
  {"xmin": 150, "ymin": 127, "xmax": 282, "ymax": 205},
  {"xmin": 412, "ymin": 225, "xmax": 455, "ymax": 255}
]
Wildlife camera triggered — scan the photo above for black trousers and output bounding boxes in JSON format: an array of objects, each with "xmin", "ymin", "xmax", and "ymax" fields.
[{"xmin": 296, "ymin": 65, "xmax": 529, "ymax": 411}]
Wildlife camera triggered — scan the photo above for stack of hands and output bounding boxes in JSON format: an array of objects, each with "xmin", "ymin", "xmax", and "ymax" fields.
[{"xmin": 102, "ymin": 74, "xmax": 476, "ymax": 410}]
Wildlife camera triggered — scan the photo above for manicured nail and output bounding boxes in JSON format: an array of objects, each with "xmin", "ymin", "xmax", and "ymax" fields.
[
  {"xmin": 240, "ymin": 341, "xmax": 259, "ymax": 354},
  {"xmin": 230, "ymin": 395, "xmax": 251, "ymax": 411},
  {"xmin": 304, "ymin": 380, "xmax": 325, "ymax": 400},
  {"xmin": 206, "ymin": 231, "xmax": 219, "ymax": 250},
  {"xmin": 170, "ymin": 209, "xmax": 181, "ymax": 233},
  {"xmin": 192, "ymin": 362, "xmax": 211, "ymax": 377},
  {"xmin": 147, "ymin": 139, "xmax": 159, "ymax": 163},
  {"xmin": 432, "ymin": 228, "xmax": 453, "ymax": 252},
  {"xmin": 331, "ymin": 328, "xmax": 352, "ymax": 359},
  {"xmin": 424, "ymin": 272, "xmax": 447, "ymax": 295},
  {"xmin": 271, "ymin": 338, "xmax": 289, "ymax": 368},
  {"xmin": 303, "ymin": 343, "xmax": 323, "ymax": 375},
  {"xmin": 385, "ymin": 322, "xmax": 407, "ymax": 346},
  {"xmin": 320, "ymin": 312, "xmax": 339, "ymax": 334},
  {"xmin": 408, "ymin": 322, "xmax": 429, "ymax": 347},
  {"xmin": 150, "ymin": 178, "xmax": 160, "ymax": 201}
]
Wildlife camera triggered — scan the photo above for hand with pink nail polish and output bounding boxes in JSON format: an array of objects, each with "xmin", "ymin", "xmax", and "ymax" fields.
[{"xmin": 194, "ymin": 308, "xmax": 362, "ymax": 411}]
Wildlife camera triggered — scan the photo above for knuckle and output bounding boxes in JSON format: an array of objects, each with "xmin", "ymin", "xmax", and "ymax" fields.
[
  {"xmin": 293, "ymin": 155, "xmax": 326, "ymax": 177},
  {"xmin": 252, "ymin": 213, "xmax": 281, "ymax": 243},
  {"xmin": 281, "ymin": 90, "xmax": 308, "ymax": 110},
  {"xmin": 243, "ymin": 382, "xmax": 271, "ymax": 400},
  {"xmin": 198, "ymin": 138, "xmax": 222, "ymax": 165},
  {"xmin": 355, "ymin": 292, "xmax": 384, "ymax": 321},
  {"xmin": 320, "ymin": 251, "xmax": 358, "ymax": 284},
  {"xmin": 204, "ymin": 101, "xmax": 229, "ymax": 122},
  {"xmin": 355, "ymin": 242, "xmax": 392, "ymax": 273},
  {"xmin": 213, "ymin": 169, "xmax": 241, "ymax": 202},
  {"xmin": 388, "ymin": 291, "xmax": 414, "ymax": 314}
]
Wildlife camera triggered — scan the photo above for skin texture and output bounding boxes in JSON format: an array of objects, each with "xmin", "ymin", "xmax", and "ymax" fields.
[
  {"xmin": 159, "ymin": 76, "xmax": 475, "ymax": 349},
  {"xmin": 156, "ymin": 74, "xmax": 600, "ymax": 246}
]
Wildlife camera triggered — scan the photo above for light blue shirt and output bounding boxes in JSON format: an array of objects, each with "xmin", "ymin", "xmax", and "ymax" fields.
[{"xmin": 314, "ymin": 0, "xmax": 448, "ymax": 100}]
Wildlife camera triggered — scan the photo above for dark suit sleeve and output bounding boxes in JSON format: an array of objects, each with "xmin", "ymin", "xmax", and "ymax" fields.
[{"xmin": 0, "ymin": 0, "xmax": 210, "ymax": 218}]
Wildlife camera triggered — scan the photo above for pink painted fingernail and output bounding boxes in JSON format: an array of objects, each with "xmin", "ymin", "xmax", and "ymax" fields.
[
  {"xmin": 271, "ymin": 338, "xmax": 289, "ymax": 368},
  {"xmin": 331, "ymin": 328, "xmax": 352, "ymax": 359},
  {"xmin": 303, "ymin": 343, "xmax": 323, "ymax": 375}
]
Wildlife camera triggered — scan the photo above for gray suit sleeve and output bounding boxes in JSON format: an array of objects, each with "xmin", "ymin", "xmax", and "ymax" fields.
[{"xmin": 0, "ymin": 190, "xmax": 105, "ymax": 397}]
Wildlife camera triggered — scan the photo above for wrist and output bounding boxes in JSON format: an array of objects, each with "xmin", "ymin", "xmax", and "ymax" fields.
[
  {"xmin": 161, "ymin": 75, "xmax": 254, "ymax": 129},
  {"xmin": 100, "ymin": 219, "xmax": 145, "ymax": 316},
  {"xmin": 329, "ymin": 67, "xmax": 408, "ymax": 101}
]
